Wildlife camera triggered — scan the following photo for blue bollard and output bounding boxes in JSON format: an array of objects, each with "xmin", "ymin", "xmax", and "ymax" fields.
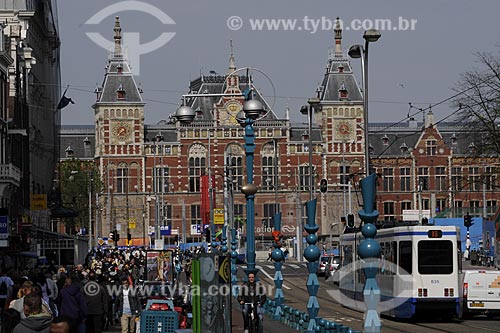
[{"xmin": 318, "ymin": 318, "xmax": 326, "ymax": 333}]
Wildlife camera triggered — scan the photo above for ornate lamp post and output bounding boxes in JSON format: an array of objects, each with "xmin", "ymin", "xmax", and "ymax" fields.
[
  {"xmin": 237, "ymin": 99, "xmax": 262, "ymax": 279},
  {"xmin": 299, "ymin": 98, "xmax": 321, "ymax": 332},
  {"xmin": 348, "ymin": 28, "xmax": 382, "ymax": 333}
]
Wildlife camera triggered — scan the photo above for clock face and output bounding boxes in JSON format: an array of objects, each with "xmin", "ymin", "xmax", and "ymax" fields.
[
  {"xmin": 219, "ymin": 101, "xmax": 241, "ymax": 125},
  {"xmin": 112, "ymin": 121, "xmax": 132, "ymax": 141},
  {"xmin": 336, "ymin": 120, "xmax": 353, "ymax": 139}
]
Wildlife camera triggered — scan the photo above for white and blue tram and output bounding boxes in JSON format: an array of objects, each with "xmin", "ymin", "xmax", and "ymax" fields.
[{"xmin": 339, "ymin": 225, "xmax": 461, "ymax": 319}]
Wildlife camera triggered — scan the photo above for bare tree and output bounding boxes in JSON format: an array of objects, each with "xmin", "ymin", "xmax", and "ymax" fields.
[{"xmin": 453, "ymin": 46, "xmax": 500, "ymax": 155}]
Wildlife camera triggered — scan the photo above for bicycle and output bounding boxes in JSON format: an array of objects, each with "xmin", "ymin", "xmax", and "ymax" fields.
[{"xmin": 244, "ymin": 302, "xmax": 261, "ymax": 333}]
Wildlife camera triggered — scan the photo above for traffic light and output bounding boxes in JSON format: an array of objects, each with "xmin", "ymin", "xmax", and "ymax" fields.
[
  {"xmin": 114, "ymin": 230, "xmax": 120, "ymax": 243},
  {"xmin": 347, "ymin": 214, "xmax": 355, "ymax": 228},
  {"xmin": 272, "ymin": 230, "xmax": 283, "ymax": 247},
  {"xmin": 320, "ymin": 178, "xmax": 328, "ymax": 193},
  {"xmin": 205, "ymin": 228, "xmax": 211, "ymax": 242},
  {"xmin": 127, "ymin": 233, "xmax": 132, "ymax": 243},
  {"xmin": 464, "ymin": 214, "xmax": 473, "ymax": 228}
]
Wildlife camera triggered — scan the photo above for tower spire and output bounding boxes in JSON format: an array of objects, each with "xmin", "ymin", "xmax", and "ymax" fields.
[
  {"xmin": 114, "ymin": 16, "xmax": 122, "ymax": 57},
  {"xmin": 228, "ymin": 40, "xmax": 236, "ymax": 73},
  {"xmin": 334, "ymin": 17, "xmax": 343, "ymax": 58}
]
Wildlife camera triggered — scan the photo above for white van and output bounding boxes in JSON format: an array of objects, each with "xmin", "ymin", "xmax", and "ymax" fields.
[{"xmin": 460, "ymin": 270, "xmax": 500, "ymax": 318}]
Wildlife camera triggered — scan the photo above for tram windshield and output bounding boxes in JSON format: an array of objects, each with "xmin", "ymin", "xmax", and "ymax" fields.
[{"xmin": 418, "ymin": 240, "xmax": 453, "ymax": 274}]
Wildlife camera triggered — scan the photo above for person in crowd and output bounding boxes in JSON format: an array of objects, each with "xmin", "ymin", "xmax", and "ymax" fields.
[
  {"xmin": 84, "ymin": 272, "xmax": 107, "ymax": 333},
  {"xmin": 12, "ymin": 293, "xmax": 52, "ymax": 333},
  {"xmin": 0, "ymin": 270, "xmax": 15, "ymax": 314},
  {"xmin": 115, "ymin": 276, "xmax": 141, "ymax": 333},
  {"xmin": 10, "ymin": 281, "xmax": 35, "ymax": 319},
  {"xmin": 267, "ymin": 247, "xmax": 273, "ymax": 262},
  {"xmin": 1, "ymin": 308, "xmax": 21, "ymax": 333},
  {"xmin": 184, "ymin": 259, "xmax": 192, "ymax": 284},
  {"xmin": 56, "ymin": 274, "xmax": 86, "ymax": 333},
  {"xmin": 237, "ymin": 273, "xmax": 267, "ymax": 333},
  {"xmin": 48, "ymin": 316, "xmax": 76, "ymax": 333}
]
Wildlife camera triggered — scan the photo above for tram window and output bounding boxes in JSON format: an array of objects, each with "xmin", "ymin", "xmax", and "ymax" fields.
[
  {"xmin": 399, "ymin": 241, "xmax": 412, "ymax": 275},
  {"xmin": 418, "ymin": 240, "xmax": 453, "ymax": 275}
]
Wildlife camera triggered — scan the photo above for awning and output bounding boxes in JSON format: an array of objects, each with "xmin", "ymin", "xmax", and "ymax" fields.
[
  {"xmin": 19, "ymin": 251, "xmax": 38, "ymax": 258},
  {"xmin": 50, "ymin": 205, "xmax": 79, "ymax": 218}
]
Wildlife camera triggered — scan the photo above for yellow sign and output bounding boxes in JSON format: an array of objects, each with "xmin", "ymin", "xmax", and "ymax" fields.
[
  {"xmin": 30, "ymin": 194, "xmax": 47, "ymax": 210},
  {"xmin": 214, "ymin": 208, "xmax": 224, "ymax": 225},
  {"xmin": 218, "ymin": 257, "xmax": 230, "ymax": 283},
  {"xmin": 128, "ymin": 218, "xmax": 136, "ymax": 229},
  {"xmin": 98, "ymin": 238, "xmax": 104, "ymax": 246}
]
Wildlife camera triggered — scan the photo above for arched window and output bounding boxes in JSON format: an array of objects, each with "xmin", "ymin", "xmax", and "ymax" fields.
[
  {"xmin": 261, "ymin": 143, "xmax": 275, "ymax": 191},
  {"xmin": 226, "ymin": 144, "xmax": 244, "ymax": 191},
  {"xmin": 188, "ymin": 144, "xmax": 207, "ymax": 192}
]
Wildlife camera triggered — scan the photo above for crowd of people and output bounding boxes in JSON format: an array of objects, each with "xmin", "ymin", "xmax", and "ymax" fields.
[{"xmin": 0, "ymin": 246, "xmax": 197, "ymax": 333}]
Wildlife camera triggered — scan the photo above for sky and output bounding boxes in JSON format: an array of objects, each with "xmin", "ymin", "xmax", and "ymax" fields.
[{"xmin": 57, "ymin": 0, "xmax": 500, "ymax": 126}]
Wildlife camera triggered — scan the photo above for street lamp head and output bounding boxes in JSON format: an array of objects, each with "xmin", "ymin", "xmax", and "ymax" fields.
[
  {"xmin": 363, "ymin": 29, "xmax": 381, "ymax": 43},
  {"xmin": 348, "ymin": 45, "xmax": 362, "ymax": 59},
  {"xmin": 236, "ymin": 110, "xmax": 246, "ymax": 127},
  {"xmin": 174, "ymin": 105, "xmax": 196, "ymax": 124},
  {"xmin": 307, "ymin": 97, "xmax": 321, "ymax": 109},
  {"xmin": 300, "ymin": 105, "xmax": 309, "ymax": 115},
  {"xmin": 243, "ymin": 99, "xmax": 263, "ymax": 120}
]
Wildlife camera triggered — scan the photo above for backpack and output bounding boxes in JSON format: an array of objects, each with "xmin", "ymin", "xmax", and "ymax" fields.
[{"xmin": 0, "ymin": 279, "xmax": 7, "ymax": 295}]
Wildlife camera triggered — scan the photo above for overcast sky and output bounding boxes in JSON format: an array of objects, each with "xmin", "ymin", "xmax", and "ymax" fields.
[{"xmin": 57, "ymin": 0, "xmax": 500, "ymax": 126}]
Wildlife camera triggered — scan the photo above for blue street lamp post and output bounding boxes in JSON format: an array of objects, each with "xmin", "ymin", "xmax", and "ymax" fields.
[
  {"xmin": 348, "ymin": 29, "xmax": 382, "ymax": 333},
  {"xmin": 239, "ymin": 99, "xmax": 262, "ymax": 279},
  {"xmin": 300, "ymin": 99, "xmax": 321, "ymax": 332}
]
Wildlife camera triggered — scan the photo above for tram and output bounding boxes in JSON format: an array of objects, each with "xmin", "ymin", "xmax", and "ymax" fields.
[{"xmin": 339, "ymin": 225, "xmax": 461, "ymax": 319}]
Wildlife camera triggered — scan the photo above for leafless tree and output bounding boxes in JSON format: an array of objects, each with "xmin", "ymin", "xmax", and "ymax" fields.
[{"xmin": 453, "ymin": 46, "xmax": 500, "ymax": 155}]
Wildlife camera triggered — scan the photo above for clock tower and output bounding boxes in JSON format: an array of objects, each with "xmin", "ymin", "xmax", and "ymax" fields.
[
  {"xmin": 93, "ymin": 17, "xmax": 146, "ymax": 241},
  {"xmin": 314, "ymin": 18, "xmax": 365, "ymax": 238},
  {"xmin": 93, "ymin": 17, "xmax": 145, "ymax": 156}
]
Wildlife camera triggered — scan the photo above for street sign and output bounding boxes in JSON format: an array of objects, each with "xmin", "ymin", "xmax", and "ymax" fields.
[
  {"xmin": 30, "ymin": 194, "xmax": 47, "ymax": 210},
  {"xmin": 191, "ymin": 225, "xmax": 201, "ymax": 235},
  {"xmin": 148, "ymin": 226, "xmax": 155, "ymax": 235},
  {"xmin": 160, "ymin": 225, "xmax": 171, "ymax": 236},
  {"xmin": 128, "ymin": 218, "xmax": 136, "ymax": 229},
  {"xmin": 214, "ymin": 208, "xmax": 224, "ymax": 225},
  {"xmin": 0, "ymin": 216, "xmax": 8, "ymax": 240}
]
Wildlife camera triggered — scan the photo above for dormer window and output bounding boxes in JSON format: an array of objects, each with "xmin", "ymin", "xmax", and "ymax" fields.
[
  {"xmin": 301, "ymin": 130, "xmax": 309, "ymax": 141},
  {"xmin": 116, "ymin": 84, "xmax": 126, "ymax": 100},
  {"xmin": 338, "ymin": 65, "xmax": 344, "ymax": 73},
  {"xmin": 451, "ymin": 133, "xmax": 457, "ymax": 145},
  {"xmin": 381, "ymin": 134, "xmax": 389, "ymax": 146},
  {"xmin": 338, "ymin": 83, "xmax": 348, "ymax": 100},
  {"xmin": 468, "ymin": 141, "xmax": 476, "ymax": 154},
  {"xmin": 117, "ymin": 64, "xmax": 123, "ymax": 74},
  {"xmin": 65, "ymin": 145, "xmax": 74, "ymax": 158},
  {"xmin": 400, "ymin": 142, "xmax": 408, "ymax": 153},
  {"xmin": 195, "ymin": 110, "xmax": 203, "ymax": 119}
]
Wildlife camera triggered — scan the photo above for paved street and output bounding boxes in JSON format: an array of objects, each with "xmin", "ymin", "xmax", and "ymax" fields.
[{"xmin": 100, "ymin": 258, "xmax": 500, "ymax": 332}]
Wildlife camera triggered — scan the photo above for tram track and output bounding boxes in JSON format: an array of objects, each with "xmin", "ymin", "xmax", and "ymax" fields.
[{"xmin": 257, "ymin": 265, "xmax": 500, "ymax": 333}]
